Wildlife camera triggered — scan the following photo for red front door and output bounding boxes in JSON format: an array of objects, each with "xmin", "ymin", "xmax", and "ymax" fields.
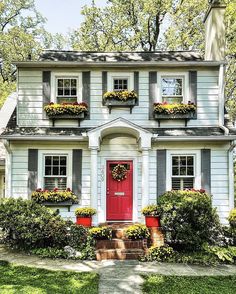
[{"xmin": 106, "ymin": 160, "xmax": 133, "ymax": 221}]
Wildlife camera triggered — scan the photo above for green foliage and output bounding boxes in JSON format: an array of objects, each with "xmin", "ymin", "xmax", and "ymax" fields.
[
  {"xmin": 172, "ymin": 250, "xmax": 220, "ymax": 266},
  {"xmin": 143, "ymin": 245, "xmax": 175, "ymax": 262},
  {"xmin": 125, "ymin": 224, "xmax": 150, "ymax": 240},
  {"xmin": 0, "ymin": 198, "xmax": 70, "ymax": 249},
  {"xmin": 30, "ymin": 247, "xmax": 68, "ymax": 259},
  {"xmin": 141, "ymin": 204, "xmax": 160, "ymax": 216},
  {"xmin": 68, "ymin": 224, "xmax": 89, "ymax": 251},
  {"xmin": 158, "ymin": 190, "xmax": 221, "ymax": 249},
  {"xmin": 142, "ymin": 275, "xmax": 236, "ymax": 294},
  {"xmin": 89, "ymin": 226, "xmax": 112, "ymax": 240},
  {"xmin": 228, "ymin": 208, "xmax": 236, "ymax": 228},
  {"xmin": 153, "ymin": 102, "xmax": 196, "ymax": 115},
  {"xmin": 0, "ymin": 79, "xmax": 16, "ymax": 109},
  {"xmin": 31, "ymin": 188, "xmax": 78, "ymax": 203},
  {"xmin": 44, "ymin": 102, "xmax": 88, "ymax": 116},
  {"xmin": 103, "ymin": 90, "xmax": 138, "ymax": 102},
  {"xmin": 0, "ymin": 263, "xmax": 99, "ymax": 294},
  {"xmin": 75, "ymin": 207, "xmax": 97, "ymax": 217},
  {"xmin": 71, "ymin": 0, "xmax": 172, "ymax": 51},
  {"xmin": 204, "ymin": 244, "xmax": 236, "ymax": 263}
]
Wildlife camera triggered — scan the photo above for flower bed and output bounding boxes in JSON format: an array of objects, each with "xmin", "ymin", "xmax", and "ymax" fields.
[
  {"xmin": 44, "ymin": 102, "xmax": 88, "ymax": 117},
  {"xmin": 153, "ymin": 101, "xmax": 196, "ymax": 115},
  {"xmin": 103, "ymin": 90, "xmax": 138, "ymax": 102},
  {"xmin": 31, "ymin": 188, "xmax": 78, "ymax": 204}
]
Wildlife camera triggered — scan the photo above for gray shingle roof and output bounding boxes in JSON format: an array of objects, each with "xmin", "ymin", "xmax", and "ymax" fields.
[{"xmin": 40, "ymin": 50, "xmax": 203, "ymax": 63}]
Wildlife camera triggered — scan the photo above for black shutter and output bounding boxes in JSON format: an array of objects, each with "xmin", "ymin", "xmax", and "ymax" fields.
[
  {"xmin": 28, "ymin": 149, "xmax": 38, "ymax": 196},
  {"xmin": 201, "ymin": 149, "xmax": 211, "ymax": 194},
  {"xmin": 149, "ymin": 72, "xmax": 157, "ymax": 119},
  {"xmin": 189, "ymin": 71, "xmax": 197, "ymax": 118},
  {"xmin": 72, "ymin": 149, "xmax": 82, "ymax": 198},
  {"xmin": 157, "ymin": 150, "xmax": 166, "ymax": 197},
  {"xmin": 43, "ymin": 71, "xmax": 51, "ymax": 118},
  {"xmin": 102, "ymin": 71, "xmax": 107, "ymax": 105},
  {"xmin": 82, "ymin": 71, "xmax": 90, "ymax": 120},
  {"xmin": 134, "ymin": 71, "xmax": 139, "ymax": 105}
]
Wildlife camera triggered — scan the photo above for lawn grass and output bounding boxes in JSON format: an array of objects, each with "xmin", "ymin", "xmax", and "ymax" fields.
[
  {"xmin": 0, "ymin": 261, "xmax": 99, "ymax": 294},
  {"xmin": 142, "ymin": 275, "xmax": 236, "ymax": 294}
]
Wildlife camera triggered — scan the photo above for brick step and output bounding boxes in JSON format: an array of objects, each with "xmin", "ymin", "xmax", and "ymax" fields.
[
  {"xmin": 96, "ymin": 239, "xmax": 147, "ymax": 250},
  {"xmin": 95, "ymin": 249, "xmax": 145, "ymax": 260}
]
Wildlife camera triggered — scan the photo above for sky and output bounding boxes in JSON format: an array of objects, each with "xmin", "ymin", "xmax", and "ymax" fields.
[{"xmin": 34, "ymin": 0, "xmax": 107, "ymax": 35}]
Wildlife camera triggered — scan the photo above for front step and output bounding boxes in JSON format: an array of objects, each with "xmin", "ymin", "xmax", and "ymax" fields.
[
  {"xmin": 96, "ymin": 239, "xmax": 147, "ymax": 250},
  {"xmin": 96, "ymin": 248, "xmax": 145, "ymax": 260}
]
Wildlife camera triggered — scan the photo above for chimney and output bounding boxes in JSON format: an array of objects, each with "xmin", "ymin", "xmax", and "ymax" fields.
[{"xmin": 204, "ymin": 0, "xmax": 226, "ymax": 61}]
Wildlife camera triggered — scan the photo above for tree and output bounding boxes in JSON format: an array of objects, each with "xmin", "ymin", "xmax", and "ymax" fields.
[{"xmin": 71, "ymin": 0, "xmax": 172, "ymax": 51}]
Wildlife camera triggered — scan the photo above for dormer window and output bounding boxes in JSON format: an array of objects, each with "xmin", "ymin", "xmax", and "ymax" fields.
[
  {"xmin": 113, "ymin": 78, "xmax": 128, "ymax": 91},
  {"xmin": 161, "ymin": 77, "xmax": 183, "ymax": 103},
  {"xmin": 57, "ymin": 77, "xmax": 78, "ymax": 103}
]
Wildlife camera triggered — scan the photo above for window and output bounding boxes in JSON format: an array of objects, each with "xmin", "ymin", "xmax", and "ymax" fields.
[
  {"xmin": 161, "ymin": 77, "xmax": 183, "ymax": 103},
  {"xmin": 56, "ymin": 78, "xmax": 78, "ymax": 103},
  {"xmin": 171, "ymin": 155, "xmax": 194, "ymax": 190},
  {"xmin": 113, "ymin": 79, "xmax": 128, "ymax": 91},
  {"xmin": 44, "ymin": 155, "xmax": 67, "ymax": 190}
]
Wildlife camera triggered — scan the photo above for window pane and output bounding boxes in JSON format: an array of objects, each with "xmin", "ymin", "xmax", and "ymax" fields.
[
  {"xmin": 180, "ymin": 156, "xmax": 186, "ymax": 166},
  {"xmin": 113, "ymin": 79, "xmax": 128, "ymax": 91},
  {"xmin": 53, "ymin": 157, "xmax": 59, "ymax": 165},
  {"xmin": 64, "ymin": 89, "xmax": 70, "ymax": 96},
  {"xmin": 44, "ymin": 177, "xmax": 67, "ymax": 191},
  {"xmin": 172, "ymin": 157, "xmax": 179, "ymax": 166},
  {"xmin": 187, "ymin": 167, "xmax": 194, "ymax": 176},
  {"xmin": 53, "ymin": 167, "xmax": 59, "ymax": 175},
  {"xmin": 64, "ymin": 79, "xmax": 70, "ymax": 87},
  {"xmin": 172, "ymin": 178, "xmax": 181, "ymax": 190},
  {"xmin": 180, "ymin": 167, "xmax": 186, "ymax": 175},
  {"xmin": 60, "ymin": 156, "xmax": 67, "ymax": 165},
  {"xmin": 60, "ymin": 167, "xmax": 66, "ymax": 175},
  {"xmin": 187, "ymin": 156, "xmax": 194, "ymax": 165},
  {"xmin": 71, "ymin": 88, "xmax": 77, "ymax": 96},
  {"xmin": 45, "ymin": 156, "xmax": 51, "ymax": 165},
  {"xmin": 183, "ymin": 178, "xmax": 194, "ymax": 189},
  {"xmin": 162, "ymin": 77, "xmax": 183, "ymax": 97},
  {"xmin": 71, "ymin": 79, "xmax": 77, "ymax": 87},
  {"xmin": 172, "ymin": 167, "xmax": 179, "ymax": 176},
  {"xmin": 57, "ymin": 88, "xmax": 63, "ymax": 96},
  {"xmin": 45, "ymin": 166, "xmax": 51, "ymax": 175},
  {"xmin": 57, "ymin": 79, "xmax": 63, "ymax": 87}
]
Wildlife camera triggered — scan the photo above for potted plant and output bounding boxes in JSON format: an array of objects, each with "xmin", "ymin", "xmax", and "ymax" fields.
[
  {"xmin": 141, "ymin": 204, "xmax": 161, "ymax": 228},
  {"xmin": 75, "ymin": 207, "xmax": 97, "ymax": 227}
]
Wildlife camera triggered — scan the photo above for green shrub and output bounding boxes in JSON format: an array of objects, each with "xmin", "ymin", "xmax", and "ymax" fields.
[
  {"xmin": 158, "ymin": 190, "xmax": 221, "ymax": 249},
  {"xmin": 229, "ymin": 209, "xmax": 236, "ymax": 228},
  {"xmin": 125, "ymin": 224, "xmax": 150, "ymax": 240},
  {"xmin": 203, "ymin": 244, "xmax": 236, "ymax": 264},
  {"xmin": 89, "ymin": 226, "xmax": 112, "ymax": 240},
  {"xmin": 141, "ymin": 204, "xmax": 160, "ymax": 216},
  {"xmin": 68, "ymin": 224, "xmax": 88, "ymax": 251},
  {"xmin": 31, "ymin": 247, "xmax": 68, "ymax": 259},
  {"xmin": 144, "ymin": 245, "xmax": 175, "ymax": 262},
  {"xmin": 75, "ymin": 207, "xmax": 97, "ymax": 217},
  {"xmin": 0, "ymin": 198, "xmax": 70, "ymax": 249}
]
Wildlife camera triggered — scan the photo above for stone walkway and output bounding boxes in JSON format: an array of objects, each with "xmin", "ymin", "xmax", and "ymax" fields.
[{"xmin": 1, "ymin": 245, "xmax": 236, "ymax": 294}]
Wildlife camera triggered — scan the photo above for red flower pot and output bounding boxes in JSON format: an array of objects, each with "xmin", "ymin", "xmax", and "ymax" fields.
[
  {"xmin": 145, "ymin": 216, "xmax": 160, "ymax": 228},
  {"xmin": 76, "ymin": 216, "xmax": 92, "ymax": 227}
]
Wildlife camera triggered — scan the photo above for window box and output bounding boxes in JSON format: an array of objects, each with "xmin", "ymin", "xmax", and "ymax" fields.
[
  {"xmin": 40, "ymin": 200, "xmax": 74, "ymax": 212},
  {"xmin": 103, "ymin": 90, "xmax": 137, "ymax": 113},
  {"xmin": 44, "ymin": 102, "xmax": 88, "ymax": 126},
  {"xmin": 153, "ymin": 102, "xmax": 196, "ymax": 126}
]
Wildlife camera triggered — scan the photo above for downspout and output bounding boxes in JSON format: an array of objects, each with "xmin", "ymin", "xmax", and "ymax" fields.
[
  {"xmin": 3, "ymin": 139, "xmax": 12, "ymax": 198},
  {"xmin": 228, "ymin": 140, "xmax": 236, "ymax": 211},
  {"xmin": 218, "ymin": 64, "xmax": 229, "ymax": 135}
]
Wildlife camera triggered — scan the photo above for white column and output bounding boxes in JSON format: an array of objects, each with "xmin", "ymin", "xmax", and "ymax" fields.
[
  {"xmin": 90, "ymin": 147, "xmax": 98, "ymax": 225},
  {"xmin": 142, "ymin": 148, "xmax": 150, "ymax": 210}
]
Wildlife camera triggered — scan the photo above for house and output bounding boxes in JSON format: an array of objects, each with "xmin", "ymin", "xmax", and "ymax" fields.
[{"xmin": 0, "ymin": 2, "xmax": 235, "ymax": 225}]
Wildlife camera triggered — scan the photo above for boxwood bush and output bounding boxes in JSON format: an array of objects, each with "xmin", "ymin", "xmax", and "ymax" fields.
[
  {"xmin": 0, "ymin": 198, "xmax": 70, "ymax": 249},
  {"xmin": 158, "ymin": 190, "xmax": 221, "ymax": 249}
]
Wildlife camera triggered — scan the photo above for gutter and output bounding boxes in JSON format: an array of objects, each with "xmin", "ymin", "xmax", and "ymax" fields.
[
  {"xmin": 0, "ymin": 135, "xmax": 88, "ymax": 141},
  {"xmin": 152, "ymin": 136, "xmax": 236, "ymax": 142},
  {"xmin": 13, "ymin": 61, "xmax": 226, "ymax": 68}
]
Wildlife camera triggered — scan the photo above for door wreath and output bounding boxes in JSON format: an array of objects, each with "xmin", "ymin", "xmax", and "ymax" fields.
[{"xmin": 112, "ymin": 164, "xmax": 127, "ymax": 181}]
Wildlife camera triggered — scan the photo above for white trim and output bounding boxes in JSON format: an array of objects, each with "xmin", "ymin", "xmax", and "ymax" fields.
[
  {"xmin": 38, "ymin": 150, "xmax": 72, "ymax": 190},
  {"xmin": 100, "ymin": 156, "xmax": 138, "ymax": 224},
  {"xmin": 228, "ymin": 148, "xmax": 234, "ymax": 210},
  {"xmin": 51, "ymin": 71, "xmax": 82, "ymax": 103},
  {"xmin": 166, "ymin": 150, "xmax": 201, "ymax": 191},
  {"xmin": 157, "ymin": 71, "xmax": 189, "ymax": 103},
  {"xmin": 107, "ymin": 72, "xmax": 134, "ymax": 92}
]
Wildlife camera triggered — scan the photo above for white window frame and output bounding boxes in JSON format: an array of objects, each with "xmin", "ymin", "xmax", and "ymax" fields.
[
  {"xmin": 107, "ymin": 72, "xmax": 134, "ymax": 92},
  {"xmin": 166, "ymin": 150, "xmax": 201, "ymax": 191},
  {"xmin": 51, "ymin": 72, "xmax": 82, "ymax": 104},
  {"xmin": 38, "ymin": 150, "xmax": 73, "ymax": 190},
  {"xmin": 157, "ymin": 72, "xmax": 189, "ymax": 103}
]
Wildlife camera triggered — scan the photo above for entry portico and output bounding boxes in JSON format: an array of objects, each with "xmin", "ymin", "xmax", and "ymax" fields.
[{"xmin": 87, "ymin": 118, "xmax": 153, "ymax": 224}]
